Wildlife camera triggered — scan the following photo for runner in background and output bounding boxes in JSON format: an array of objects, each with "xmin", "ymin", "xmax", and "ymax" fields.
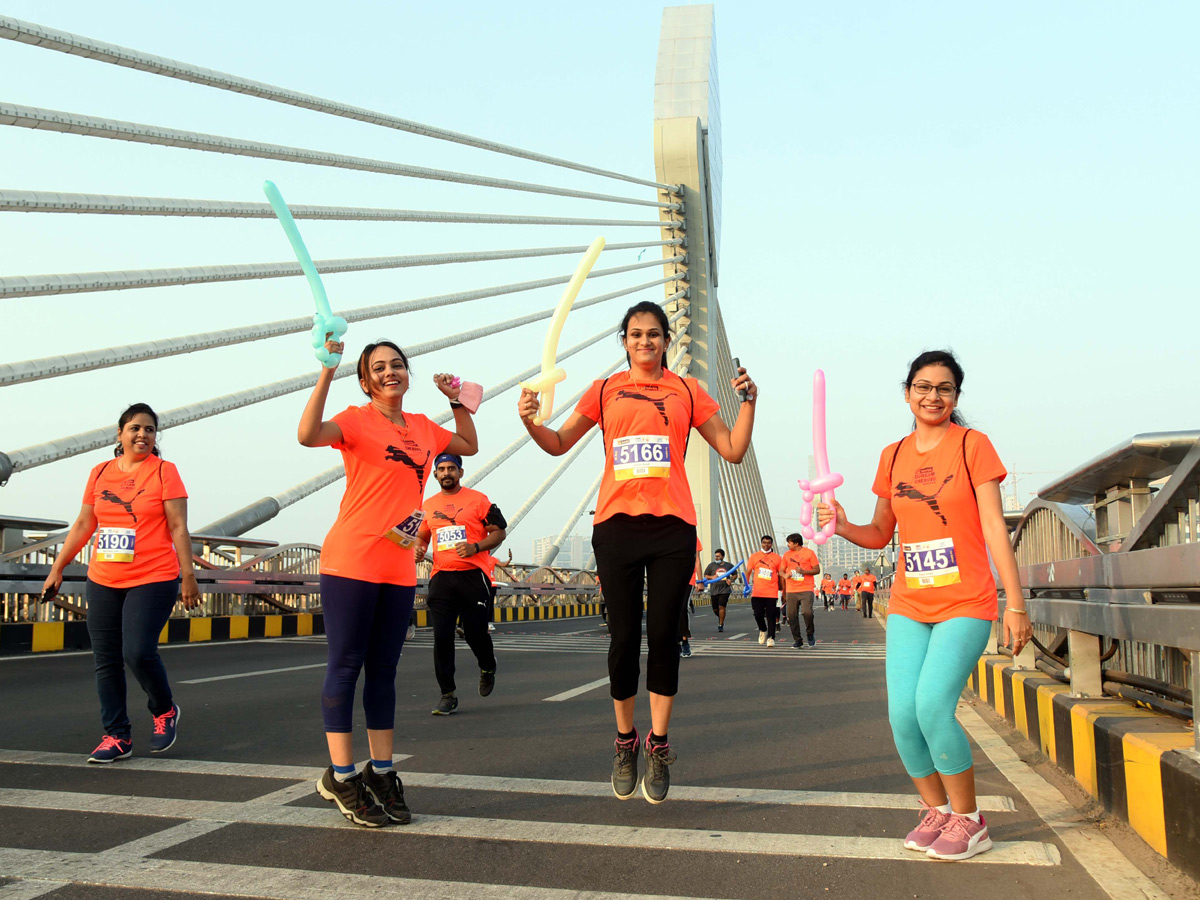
[
  {"xmin": 678, "ymin": 539, "xmax": 702, "ymax": 658},
  {"xmin": 860, "ymin": 566, "xmax": 878, "ymax": 618},
  {"xmin": 852, "ymin": 568, "xmax": 864, "ymax": 611},
  {"xmin": 43, "ymin": 403, "xmax": 200, "ymax": 764},
  {"xmin": 299, "ymin": 336, "xmax": 477, "ymax": 827},
  {"xmin": 702, "ymin": 548, "xmax": 738, "ymax": 632},
  {"xmin": 518, "ymin": 300, "xmax": 757, "ymax": 804},
  {"xmin": 781, "ymin": 533, "xmax": 820, "ymax": 649},
  {"xmin": 820, "ymin": 573, "xmax": 836, "ymax": 611},
  {"xmin": 746, "ymin": 535, "xmax": 784, "ymax": 647},
  {"xmin": 818, "ymin": 349, "xmax": 1030, "ymax": 861}
]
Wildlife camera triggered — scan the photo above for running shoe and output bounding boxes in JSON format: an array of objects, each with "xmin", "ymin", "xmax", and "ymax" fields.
[
  {"xmin": 487, "ymin": 622, "xmax": 496, "ymax": 633},
  {"xmin": 361, "ymin": 762, "xmax": 412, "ymax": 825},
  {"xmin": 766, "ymin": 637, "xmax": 775, "ymax": 648},
  {"xmin": 455, "ymin": 626, "xmax": 465, "ymax": 638},
  {"xmin": 758, "ymin": 631, "xmax": 767, "ymax": 644},
  {"xmin": 405, "ymin": 623, "xmax": 416, "ymax": 641},
  {"xmin": 87, "ymin": 735, "xmax": 132, "ymax": 764},
  {"xmin": 641, "ymin": 736, "xmax": 676, "ymax": 804},
  {"xmin": 792, "ymin": 640, "xmax": 803, "ymax": 650},
  {"xmin": 717, "ymin": 624, "xmax": 723, "ymax": 633},
  {"xmin": 316, "ymin": 767, "xmax": 390, "ymax": 827},
  {"xmin": 680, "ymin": 640, "xmax": 691, "ymax": 658},
  {"xmin": 479, "ymin": 669, "xmax": 496, "ymax": 697},
  {"xmin": 927, "ymin": 813, "xmax": 992, "ymax": 860},
  {"xmin": 149, "ymin": 703, "xmax": 180, "ymax": 753},
  {"xmin": 904, "ymin": 801, "xmax": 952, "ymax": 851},
  {"xmin": 808, "ymin": 638, "xmax": 816, "ymax": 648},
  {"xmin": 612, "ymin": 730, "xmax": 639, "ymax": 800},
  {"xmin": 432, "ymin": 693, "xmax": 459, "ymax": 715}
]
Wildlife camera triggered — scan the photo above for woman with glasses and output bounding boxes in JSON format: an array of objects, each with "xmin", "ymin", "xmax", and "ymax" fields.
[
  {"xmin": 298, "ymin": 335, "xmax": 477, "ymax": 827},
  {"xmin": 819, "ymin": 350, "xmax": 1030, "ymax": 860}
]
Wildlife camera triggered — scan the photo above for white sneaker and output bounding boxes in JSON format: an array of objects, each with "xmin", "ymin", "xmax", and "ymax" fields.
[
  {"xmin": 405, "ymin": 624, "xmax": 416, "ymax": 641},
  {"xmin": 766, "ymin": 637, "xmax": 775, "ymax": 648},
  {"xmin": 758, "ymin": 631, "xmax": 767, "ymax": 645},
  {"xmin": 487, "ymin": 623, "xmax": 495, "ymax": 633}
]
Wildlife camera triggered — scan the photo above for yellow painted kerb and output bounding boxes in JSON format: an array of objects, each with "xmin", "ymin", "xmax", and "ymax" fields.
[
  {"xmin": 189, "ymin": 618, "xmax": 212, "ymax": 643},
  {"xmin": 31, "ymin": 621, "xmax": 64, "ymax": 653},
  {"xmin": 229, "ymin": 616, "xmax": 249, "ymax": 640},
  {"xmin": 1123, "ymin": 731, "xmax": 1194, "ymax": 856}
]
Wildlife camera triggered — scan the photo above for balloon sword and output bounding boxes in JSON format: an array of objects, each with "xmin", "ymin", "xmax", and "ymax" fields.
[{"xmin": 798, "ymin": 369, "xmax": 844, "ymax": 545}]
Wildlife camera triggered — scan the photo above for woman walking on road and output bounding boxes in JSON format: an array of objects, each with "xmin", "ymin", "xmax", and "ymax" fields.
[
  {"xmin": 43, "ymin": 403, "xmax": 200, "ymax": 764},
  {"xmin": 819, "ymin": 350, "xmax": 1031, "ymax": 861},
  {"xmin": 299, "ymin": 337, "xmax": 478, "ymax": 827},
  {"xmin": 519, "ymin": 300, "xmax": 756, "ymax": 804}
]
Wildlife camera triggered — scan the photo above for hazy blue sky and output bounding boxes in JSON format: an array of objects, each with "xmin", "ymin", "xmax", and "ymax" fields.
[{"xmin": 2, "ymin": 1, "xmax": 1196, "ymax": 557}]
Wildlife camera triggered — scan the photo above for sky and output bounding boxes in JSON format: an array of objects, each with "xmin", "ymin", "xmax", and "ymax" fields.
[{"xmin": 1, "ymin": 1, "xmax": 1197, "ymax": 561}]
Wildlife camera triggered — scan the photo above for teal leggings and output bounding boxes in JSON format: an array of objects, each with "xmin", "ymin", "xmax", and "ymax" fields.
[{"xmin": 886, "ymin": 614, "xmax": 992, "ymax": 778}]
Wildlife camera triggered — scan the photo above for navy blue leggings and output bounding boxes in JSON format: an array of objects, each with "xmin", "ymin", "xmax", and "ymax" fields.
[{"xmin": 319, "ymin": 574, "xmax": 415, "ymax": 733}]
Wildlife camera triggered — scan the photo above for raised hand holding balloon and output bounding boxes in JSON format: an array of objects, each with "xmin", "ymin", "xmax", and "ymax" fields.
[
  {"xmin": 798, "ymin": 369, "xmax": 843, "ymax": 545},
  {"xmin": 519, "ymin": 237, "xmax": 605, "ymax": 424},
  {"xmin": 263, "ymin": 180, "xmax": 348, "ymax": 368}
]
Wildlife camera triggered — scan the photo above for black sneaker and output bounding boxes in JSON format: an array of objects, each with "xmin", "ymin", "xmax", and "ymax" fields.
[
  {"xmin": 680, "ymin": 641, "xmax": 692, "ymax": 658},
  {"xmin": 316, "ymin": 768, "xmax": 389, "ymax": 827},
  {"xmin": 361, "ymin": 762, "xmax": 412, "ymax": 825},
  {"xmin": 479, "ymin": 669, "xmax": 496, "ymax": 697},
  {"xmin": 717, "ymin": 624, "xmax": 723, "ymax": 632},
  {"xmin": 642, "ymin": 735, "xmax": 676, "ymax": 804},
  {"xmin": 149, "ymin": 703, "xmax": 180, "ymax": 753},
  {"xmin": 432, "ymin": 693, "xmax": 458, "ymax": 715},
  {"xmin": 612, "ymin": 730, "xmax": 639, "ymax": 800},
  {"xmin": 792, "ymin": 640, "xmax": 803, "ymax": 650}
]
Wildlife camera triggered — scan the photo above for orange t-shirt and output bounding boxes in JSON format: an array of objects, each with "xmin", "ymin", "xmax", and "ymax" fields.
[
  {"xmin": 782, "ymin": 547, "xmax": 819, "ymax": 592},
  {"xmin": 860, "ymin": 573, "xmax": 878, "ymax": 593},
  {"xmin": 837, "ymin": 579, "xmax": 853, "ymax": 595},
  {"xmin": 420, "ymin": 487, "xmax": 497, "ymax": 575},
  {"xmin": 746, "ymin": 551, "xmax": 783, "ymax": 598},
  {"xmin": 83, "ymin": 456, "xmax": 188, "ymax": 589},
  {"xmin": 575, "ymin": 370, "xmax": 720, "ymax": 526},
  {"xmin": 821, "ymin": 575, "xmax": 835, "ymax": 593},
  {"xmin": 872, "ymin": 424, "xmax": 1006, "ymax": 622},
  {"xmin": 851, "ymin": 574, "xmax": 863, "ymax": 590},
  {"xmin": 320, "ymin": 404, "xmax": 452, "ymax": 586}
]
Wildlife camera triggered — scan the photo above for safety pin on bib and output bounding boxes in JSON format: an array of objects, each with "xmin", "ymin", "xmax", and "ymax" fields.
[
  {"xmin": 519, "ymin": 237, "xmax": 605, "ymax": 425},
  {"xmin": 263, "ymin": 180, "xmax": 348, "ymax": 368},
  {"xmin": 798, "ymin": 369, "xmax": 844, "ymax": 545}
]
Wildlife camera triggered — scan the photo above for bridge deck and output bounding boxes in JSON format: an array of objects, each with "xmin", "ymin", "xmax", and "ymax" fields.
[{"xmin": 0, "ymin": 605, "xmax": 1179, "ymax": 899}]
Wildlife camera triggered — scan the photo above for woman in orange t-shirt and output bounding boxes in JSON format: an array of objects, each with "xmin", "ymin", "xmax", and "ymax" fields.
[
  {"xmin": 44, "ymin": 403, "xmax": 200, "ymax": 764},
  {"xmin": 299, "ymin": 337, "xmax": 477, "ymax": 828},
  {"xmin": 519, "ymin": 300, "xmax": 757, "ymax": 804},
  {"xmin": 819, "ymin": 350, "xmax": 1030, "ymax": 861}
]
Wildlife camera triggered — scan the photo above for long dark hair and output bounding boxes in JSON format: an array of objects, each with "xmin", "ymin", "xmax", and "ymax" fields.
[
  {"xmin": 903, "ymin": 350, "xmax": 967, "ymax": 427},
  {"xmin": 356, "ymin": 340, "xmax": 411, "ymax": 399},
  {"xmin": 618, "ymin": 301, "xmax": 671, "ymax": 368},
  {"xmin": 114, "ymin": 403, "xmax": 162, "ymax": 457}
]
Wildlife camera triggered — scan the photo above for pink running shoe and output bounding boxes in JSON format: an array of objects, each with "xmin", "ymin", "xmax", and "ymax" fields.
[
  {"xmin": 927, "ymin": 813, "xmax": 993, "ymax": 860},
  {"xmin": 904, "ymin": 801, "xmax": 951, "ymax": 851}
]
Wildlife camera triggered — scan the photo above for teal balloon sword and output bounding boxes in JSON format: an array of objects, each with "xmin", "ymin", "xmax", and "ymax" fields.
[{"xmin": 262, "ymin": 180, "xmax": 348, "ymax": 367}]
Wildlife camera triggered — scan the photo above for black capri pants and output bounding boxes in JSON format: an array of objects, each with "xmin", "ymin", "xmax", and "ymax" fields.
[{"xmin": 592, "ymin": 513, "xmax": 695, "ymax": 700}]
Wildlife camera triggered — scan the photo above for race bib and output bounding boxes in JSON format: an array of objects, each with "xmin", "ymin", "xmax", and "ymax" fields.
[
  {"xmin": 903, "ymin": 538, "xmax": 961, "ymax": 589},
  {"xmin": 96, "ymin": 527, "xmax": 135, "ymax": 563},
  {"xmin": 436, "ymin": 525, "xmax": 467, "ymax": 552},
  {"xmin": 788, "ymin": 570, "xmax": 803, "ymax": 581},
  {"xmin": 612, "ymin": 435, "xmax": 670, "ymax": 481},
  {"xmin": 382, "ymin": 509, "xmax": 425, "ymax": 549},
  {"xmin": 757, "ymin": 567, "xmax": 774, "ymax": 580}
]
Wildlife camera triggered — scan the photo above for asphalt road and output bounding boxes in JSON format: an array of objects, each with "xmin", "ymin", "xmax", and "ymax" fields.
[{"xmin": 0, "ymin": 601, "xmax": 1179, "ymax": 900}]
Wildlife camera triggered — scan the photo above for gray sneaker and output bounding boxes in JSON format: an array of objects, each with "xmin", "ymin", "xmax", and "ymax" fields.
[
  {"xmin": 611, "ymin": 730, "xmax": 639, "ymax": 800},
  {"xmin": 641, "ymin": 735, "xmax": 677, "ymax": 804},
  {"xmin": 361, "ymin": 762, "xmax": 412, "ymax": 825},
  {"xmin": 479, "ymin": 669, "xmax": 496, "ymax": 697},
  {"xmin": 316, "ymin": 768, "xmax": 389, "ymax": 827},
  {"xmin": 432, "ymin": 693, "xmax": 458, "ymax": 715}
]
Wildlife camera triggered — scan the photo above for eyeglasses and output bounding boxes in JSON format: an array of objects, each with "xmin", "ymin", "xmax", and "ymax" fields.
[{"xmin": 910, "ymin": 382, "xmax": 958, "ymax": 398}]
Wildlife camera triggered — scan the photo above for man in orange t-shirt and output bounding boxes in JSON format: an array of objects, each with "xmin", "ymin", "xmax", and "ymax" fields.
[
  {"xmin": 837, "ymin": 575, "xmax": 853, "ymax": 610},
  {"xmin": 820, "ymin": 574, "xmax": 836, "ymax": 611},
  {"xmin": 782, "ymin": 533, "xmax": 821, "ymax": 648},
  {"xmin": 746, "ymin": 535, "xmax": 784, "ymax": 646},
  {"xmin": 859, "ymin": 566, "xmax": 878, "ymax": 618},
  {"xmin": 416, "ymin": 453, "xmax": 507, "ymax": 714}
]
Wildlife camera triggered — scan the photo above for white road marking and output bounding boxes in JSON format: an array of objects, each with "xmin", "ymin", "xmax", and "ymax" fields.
[
  {"xmin": 543, "ymin": 676, "xmax": 610, "ymax": 702},
  {"xmin": 181, "ymin": 663, "xmax": 326, "ymax": 684},
  {"xmin": 957, "ymin": 702, "xmax": 1167, "ymax": 898},
  {"xmin": 726, "ymin": 632, "xmax": 749, "ymax": 640},
  {"xmin": 0, "ymin": 788, "xmax": 1056, "ymax": 865},
  {"xmin": 0, "ymin": 750, "xmax": 1015, "ymax": 811},
  {"xmin": 0, "ymin": 749, "xmax": 409, "ymax": 777},
  {"xmin": 0, "ymin": 849, "xmax": 727, "ymax": 900},
  {"xmin": 0, "ymin": 635, "xmax": 323, "ymax": 663}
]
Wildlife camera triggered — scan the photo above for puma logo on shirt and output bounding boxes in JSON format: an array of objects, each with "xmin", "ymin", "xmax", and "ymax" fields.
[
  {"xmin": 99, "ymin": 488, "xmax": 145, "ymax": 523},
  {"xmin": 384, "ymin": 445, "xmax": 430, "ymax": 482},
  {"xmin": 615, "ymin": 389, "xmax": 669, "ymax": 425},
  {"xmin": 432, "ymin": 509, "xmax": 460, "ymax": 524},
  {"xmin": 893, "ymin": 475, "xmax": 955, "ymax": 526}
]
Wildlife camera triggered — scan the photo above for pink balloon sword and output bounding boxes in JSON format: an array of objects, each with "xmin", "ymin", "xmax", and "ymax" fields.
[{"xmin": 798, "ymin": 369, "xmax": 843, "ymax": 545}]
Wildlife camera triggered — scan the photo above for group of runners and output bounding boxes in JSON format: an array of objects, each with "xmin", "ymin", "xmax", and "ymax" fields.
[{"xmin": 41, "ymin": 298, "xmax": 1031, "ymax": 860}]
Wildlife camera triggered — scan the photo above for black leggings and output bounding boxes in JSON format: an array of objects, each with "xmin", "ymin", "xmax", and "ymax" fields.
[
  {"xmin": 428, "ymin": 569, "xmax": 497, "ymax": 694},
  {"xmin": 593, "ymin": 513, "xmax": 695, "ymax": 700}
]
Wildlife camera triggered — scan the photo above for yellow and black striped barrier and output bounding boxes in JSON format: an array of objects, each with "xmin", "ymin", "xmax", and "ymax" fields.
[{"xmin": 968, "ymin": 655, "xmax": 1200, "ymax": 880}]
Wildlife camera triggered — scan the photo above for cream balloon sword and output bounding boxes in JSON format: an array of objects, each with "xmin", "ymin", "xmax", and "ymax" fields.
[
  {"xmin": 519, "ymin": 236, "xmax": 605, "ymax": 424},
  {"xmin": 262, "ymin": 180, "xmax": 348, "ymax": 368}
]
